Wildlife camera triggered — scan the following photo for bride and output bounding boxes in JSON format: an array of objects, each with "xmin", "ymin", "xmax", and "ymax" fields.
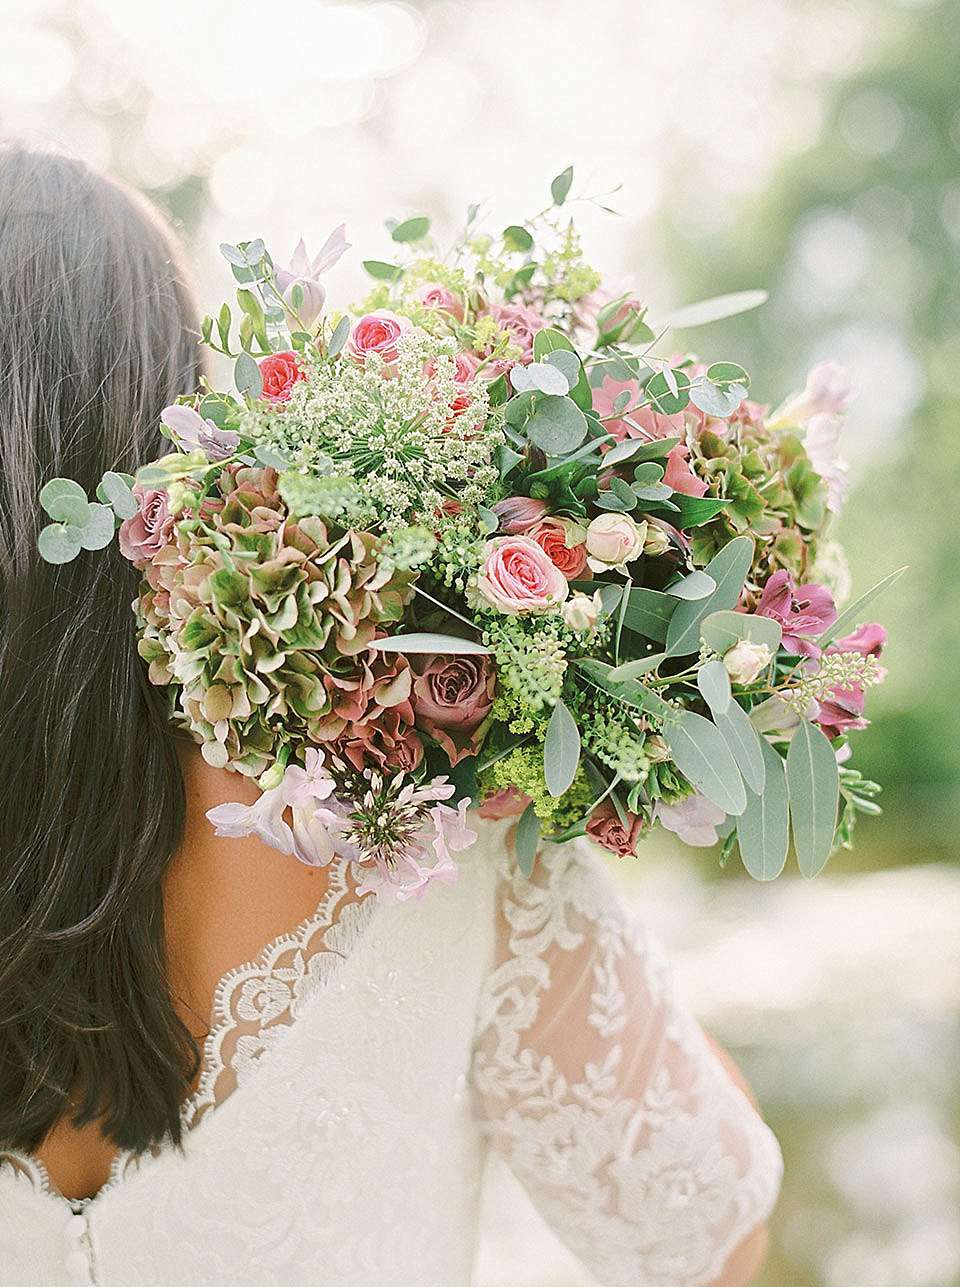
[{"xmin": 0, "ymin": 143, "xmax": 781, "ymax": 1286}]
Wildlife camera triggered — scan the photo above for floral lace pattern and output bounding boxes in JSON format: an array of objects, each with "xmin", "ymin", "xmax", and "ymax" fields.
[{"xmin": 471, "ymin": 839, "xmax": 783, "ymax": 1287}]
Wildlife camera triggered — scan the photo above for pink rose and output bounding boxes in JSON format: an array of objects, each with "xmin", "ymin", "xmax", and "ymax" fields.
[
  {"xmin": 476, "ymin": 787, "xmax": 532, "ymax": 820},
  {"xmin": 586, "ymin": 799, "xmax": 645, "ymax": 857},
  {"xmin": 413, "ymin": 283, "xmax": 465, "ymax": 322},
  {"xmin": 118, "ymin": 484, "xmax": 177, "ymax": 565},
  {"xmin": 476, "ymin": 536, "xmax": 568, "ymax": 614},
  {"xmin": 410, "ymin": 654, "xmax": 495, "ymax": 765},
  {"xmin": 488, "ymin": 302, "xmax": 545, "ymax": 364},
  {"xmin": 346, "ymin": 310, "xmax": 413, "ymax": 366},
  {"xmin": 258, "ymin": 351, "xmax": 304, "ymax": 405},
  {"xmin": 527, "ymin": 517, "xmax": 589, "ymax": 579}
]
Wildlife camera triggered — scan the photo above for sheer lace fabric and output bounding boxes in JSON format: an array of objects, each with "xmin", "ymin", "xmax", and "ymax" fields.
[
  {"xmin": 472, "ymin": 840, "xmax": 783, "ymax": 1287},
  {"xmin": 0, "ymin": 823, "xmax": 781, "ymax": 1286}
]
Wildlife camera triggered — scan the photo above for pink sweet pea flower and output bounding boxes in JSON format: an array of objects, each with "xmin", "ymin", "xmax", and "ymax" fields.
[
  {"xmin": 755, "ymin": 570, "xmax": 837, "ymax": 658},
  {"xmin": 663, "ymin": 444, "xmax": 708, "ymax": 498},
  {"xmin": 206, "ymin": 786, "xmax": 294, "ymax": 854},
  {"xmin": 654, "ymin": 793, "xmax": 727, "ymax": 846}
]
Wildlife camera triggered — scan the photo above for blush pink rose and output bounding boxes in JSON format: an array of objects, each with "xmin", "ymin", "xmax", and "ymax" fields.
[
  {"xmin": 488, "ymin": 302, "xmax": 545, "ymax": 363},
  {"xmin": 586, "ymin": 799, "xmax": 645, "ymax": 857},
  {"xmin": 346, "ymin": 310, "xmax": 413, "ymax": 365},
  {"xmin": 410, "ymin": 654, "xmax": 495, "ymax": 765},
  {"xmin": 258, "ymin": 351, "xmax": 304, "ymax": 405},
  {"xmin": 476, "ymin": 536, "xmax": 568, "ymax": 614},
  {"xmin": 527, "ymin": 517, "xmax": 589, "ymax": 579},
  {"xmin": 413, "ymin": 283, "xmax": 465, "ymax": 322},
  {"xmin": 118, "ymin": 484, "xmax": 177, "ymax": 565}
]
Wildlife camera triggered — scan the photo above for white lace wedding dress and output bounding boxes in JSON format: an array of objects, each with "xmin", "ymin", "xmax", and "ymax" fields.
[{"xmin": 0, "ymin": 821, "xmax": 782, "ymax": 1286}]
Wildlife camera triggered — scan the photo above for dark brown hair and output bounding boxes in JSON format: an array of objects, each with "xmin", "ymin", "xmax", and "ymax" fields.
[{"xmin": 0, "ymin": 145, "xmax": 203, "ymax": 1153}]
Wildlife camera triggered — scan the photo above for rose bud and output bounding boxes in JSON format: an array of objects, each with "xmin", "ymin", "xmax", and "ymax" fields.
[
  {"xmin": 585, "ymin": 512, "xmax": 647, "ymax": 572},
  {"xmin": 723, "ymin": 640, "xmax": 773, "ymax": 685},
  {"xmin": 562, "ymin": 591, "xmax": 602, "ymax": 633}
]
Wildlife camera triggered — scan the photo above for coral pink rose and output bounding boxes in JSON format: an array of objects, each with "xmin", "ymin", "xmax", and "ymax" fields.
[
  {"xmin": 476, "ymin": 536, "xmax": 568, "ymax": 614},
  {"xmin": 410, "ymin": 654, "xmax": 495, "ymax": 765},
  {"xmin": 413, "ymin": 283, "xmax": 465, "ymax": 322},
  {"xmin": 527, "ymin": 517, "xmax": 589, "ymax": 578},
  {"xmin": 488, "ymin": 302, "xmax": 545, "ymax": 363},
  {"xmin": 586, "ymin": 799, "xmax": 645, "ymax": 857},
  {"xmin": 119, "ymin": 484, "xmax": 177, "ymax": 565},
  {"xmin": 258, "ymin": 351, "xmax": 304, "ymax": 405},
  {"xmin": 346, "ymin": 310, "xmax": 412, "ymax": 365}
]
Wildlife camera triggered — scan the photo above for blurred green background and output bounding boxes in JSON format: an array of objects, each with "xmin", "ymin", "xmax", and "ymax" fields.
[{"xmin": 2, "ymin": 0, "xmax": 957, "ymax": 1283}]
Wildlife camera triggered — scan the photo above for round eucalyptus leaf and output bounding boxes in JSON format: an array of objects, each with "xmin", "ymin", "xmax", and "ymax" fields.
[
  {"xmin": 38, "ymin": 523, "xmax": 82, "ymax": 564},
  {"xmin": 644, "ymin": 369, "xmax": 691, "ymax": 415},
  {"xmin": 235, "ymin": 351, "xmax": 263, "ymax": 401},
  {"xmin": 525, "ymin": 396, "xmax": 587, "ymax": 455},
  {"xmin": 544, "ymin": 350, "xmax": 582, "ymax": 385},
  {"xmin": 100, "ymin": 470, "xmax": 139, "ymax": 520},
  {"xmin": 525, "ymin": 363, "xmax": 571, "ymax": 396},
  {"xmin": 77, "ymin": 504, "xmax": 117, "ymax": 550},
  {"xmin": 706, "ymin": 361, "xmax": 751, "ymax": 391},
  {"xmin": 689, "ymin": 378, "xmax": 744, "ymax": 418},
  {"xmin": 39, "ymin": 478, "xmax": 90, "ymax": 525}
]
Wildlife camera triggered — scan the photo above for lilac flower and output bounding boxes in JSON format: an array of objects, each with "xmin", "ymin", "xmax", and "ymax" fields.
[
  {"xmin": 755, "ymin": 570, "xmax": 837, "ymax": 659},
  {"xmin": 161, "ymin": 404, "xmax": 239, "ymax": 460},
  {"xmin": 654, "ymin": 793, "xmax": 727, "ymax": 847},
  {"xmin": 275, "ymin": 226, "xmax": 350, "ymax": 329}
]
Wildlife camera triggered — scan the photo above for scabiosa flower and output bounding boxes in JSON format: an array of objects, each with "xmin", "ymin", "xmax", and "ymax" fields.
[{"xmin": 316, "ymin": 772, "xmax": 476, "ymax": 904}]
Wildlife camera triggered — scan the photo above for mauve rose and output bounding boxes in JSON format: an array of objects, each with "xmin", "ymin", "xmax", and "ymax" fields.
[
  {"xmin": 489, "ymin": 302, "xmax": 545, "ymax": 363},
  {"xmin": 476, "ymin": 536, "xmax": 568, "ymax": 614},
  {"xmin": 527, "ymin": 517, "xmax": 589, "ymax": 579},
  {"xmin": 586, "ymin": 799, "xmax": 645, "ymax": 857},
  {"xmin": 259, "ymin": 351, "xmax": 304, "ymax": 405},
  {"xmin": 490, "ymin": 496, "xmax": 549, "ymax": 534},
  {"xmin": 346, "ymin": 310, "xmax": 412, "ymax": 365},
  {"xmin": 413, "ymin": 283, "xmax": 465, "ymax": 322},
  {"xmin": 476, "ymin": 786, "xmax": 532, "ymax": 820},
  {"xmin": 119, "ymin": 484, "xmax": 177, "ymax": 565},
  {"xmin": 410, "ymin": 654, "xmax": 495, "ymax": 765}
]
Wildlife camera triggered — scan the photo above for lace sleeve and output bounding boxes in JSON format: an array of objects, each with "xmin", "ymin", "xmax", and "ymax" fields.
[{"xmin": 470, "ymin": 839, "xmax": 783, "ymax": 1287}]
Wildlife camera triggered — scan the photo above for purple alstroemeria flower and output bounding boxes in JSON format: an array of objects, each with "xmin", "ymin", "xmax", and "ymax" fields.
[
  {"xmin": 755, "ymin": 569, "xmax": 837, "ymax": 659},
  {"xmin": 161, "ymin": 404, "xmax": 239, "ymax": 460},
  {"xmin": 275, "ymin": 225, "xmax": 350, "ymax": 329}
]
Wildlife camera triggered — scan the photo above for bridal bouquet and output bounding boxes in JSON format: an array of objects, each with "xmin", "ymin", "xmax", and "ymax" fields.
[{"xmin": 38, "ymin": 169, "xmax": 894, "ymax": 900}]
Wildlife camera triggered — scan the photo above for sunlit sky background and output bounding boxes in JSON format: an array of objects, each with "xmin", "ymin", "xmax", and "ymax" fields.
[{"xmin": 0, "ymin": 0, "xmax": 930, "ymax": 473}]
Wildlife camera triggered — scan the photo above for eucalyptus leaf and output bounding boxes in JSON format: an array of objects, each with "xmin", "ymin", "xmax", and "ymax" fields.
[
  {"xmin": 662, "ymin": 290, "xmax": 768, "ymax": 329},
  {"xmin": 644, "ymin": 369, "xmax": 691, "ymax": 415},
  {"xmin": 651, "ymin": 493, "xmax": 728, "ymax": 527},
  {"xmin": 736, "ymin": 739, "xmax": 789, "ymax": 880},
  {"xmin": 664, "ymin": 711, "xmax": 748, "ymax": 816},
  {"xmin": 533, "ymin": 329, "xmax": 591, "ymax": 409},
  {"xmin": 816, "ymin": 566, "xmax": 907, "ymax": 647},
  {"xmin": 707, "ymin": 361, "xmax": 751, "ymax": 391},
  {"xmin": 544, "ymin": 349, "xmax": 582, "ymax": 386},
  {"xmin": 787, "ymin": 719, "xmax": 840, "ymax": 877},
  {"xmin": 391, "ymin": 216, "xmax": 430, "ymax": 243},
  {"xmin": 37, "ymin": 524, "xmax": 82, "ymax": 564},
  {"xmin": 665, "ymin": 536, "xmax": 754, "ymax": 657},
  {"xmin": 689, "ymin": 378, "xmax": 745, "ymax": 418},
  {"xmin": 502, "ymin": 224, "xmax": 534, "ymax": 253},
  {"xmin": 478, "ymin": 505, "xmax": 500, "ymax": 535},
  {"xmin": 254, "ymin": 444, "xmax": 295, "ymax": 470},
  {"xmin": 516, "ymin": 801, "xmax": 541, "ymax": 877},
  {"xmin": 219, "ymin": 242, "xmax": 247, "ymax": 266},
  {"xmin": 525, "ymin": 395, "xmax": 587, "ymax": 455},
  {"xmin": 713, "ymin": 698, "xmax": 766, "ymax": 794},
  {"xmin": 602, "ymin": 436, "xmax": 681, "ymax": 469},
  {"xmin": 362, "ymin": 260, "xmax": 403, "ymax": 282},
  {"xmin": 696, "ymin": 659, "xmax": 732, "ymax": 716},
  {"xmin": 545, "ymin": 699, "xmax": 581, "ymax": 797},
  {"xmin": 97, "ymin": 471, "xmax": 139, "ymax": 520},
  {"xmin": 550, "ymin": 166, "xmax": 574, "ymax": 206},
  {"xmin": 39, "ymin": 478, "xmax": 90, "ymax": 526},
  {"xmin": 621, "ymin": 586, "xmax": 678, "ymax": 642},
  {"xmin": 700, "ymin": 609, "xmax": 782, "ymax": 657},
  {"xmin": 665, "ymin": 570, "xmax": 716, "ymax": 601},
  {"xmin": 77, "ymin": 503, "xmax": 116, "ymax": 550},
  {"xmin": 235, "ymin": 351, "xmax": 263, "ymax": 401},
  {"xmin": 607, "ymin": 652, "xmax": 667, "ymax": 679},
  {"xmin": 368, "ymin": 633, "xmax": 491, "ymax": 655},
  {"xmin": 513, "ymin": 362, "xmax": 570, "ymax": 396},
  {"xmin": 327, "ymin": 315, "xmax": 350, "ymax": 358},
  {"xmin": 574, "ymin": 659, "xmax": 673, "ymax": 721}
]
